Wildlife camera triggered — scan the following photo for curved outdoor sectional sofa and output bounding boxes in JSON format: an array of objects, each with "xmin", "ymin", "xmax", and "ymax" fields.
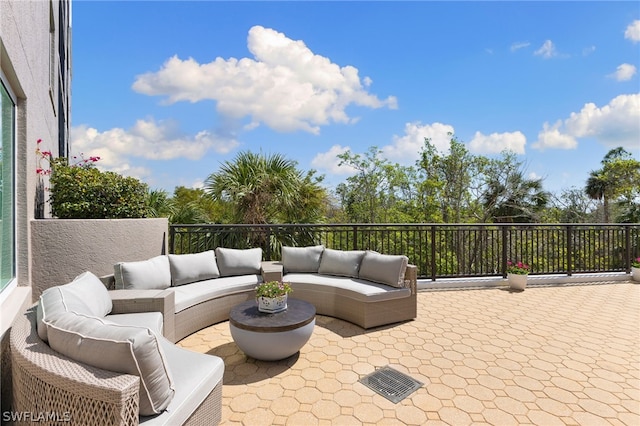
[{"xmin": 9, "ymin": 246, "xmax": 417, "ymax": 425}]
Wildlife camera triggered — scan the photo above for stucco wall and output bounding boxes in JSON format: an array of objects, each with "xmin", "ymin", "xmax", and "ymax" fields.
[{"xmin": 30, "ymin": 218, "xmax": 169, "ymax": 300}]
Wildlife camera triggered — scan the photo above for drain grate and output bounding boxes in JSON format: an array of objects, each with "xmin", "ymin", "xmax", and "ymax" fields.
[{"xmin": 359, "ymin": 366, "xmax": 423, "ymax": 403}]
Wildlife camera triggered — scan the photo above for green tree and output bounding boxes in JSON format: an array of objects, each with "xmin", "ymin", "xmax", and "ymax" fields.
[
  {"xmin": 585, "ymin": 147, "xmax": 640, "ymax": 223},
  {"xmin": 205, "ymin": 151, "xmax": 327, "ymax": 224},
  {"xmin": 335, "ymin": 147, "xmax": 416, "ymax": 223},
  {"xmin": 480, "ymin": 152, "xmax": 549, "ymax": 223}
]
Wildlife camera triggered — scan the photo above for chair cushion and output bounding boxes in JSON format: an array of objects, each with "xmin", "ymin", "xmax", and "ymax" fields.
[
  {"xmin": 37, "ymin": 271, "xmax": 112, "ymax": 342},
  {"xmin": 172, "ymin": 275, "xmax": 261, "ymax": 313},
  {"xmin": 106, "ymin": 312, "xmax": 164, "ymax": 336},
  {"xmin": 283, "ymin": 273, "xmax": 411, "ymax": 303},
  {"xmin": 215, "ymin": 247, "xmax": 262, "ymax": 277},
  {"xmin": 168, "ymin": 250, "xmax": 220, "ymax": 286},
  {"xmin": 358, "ymin": 251, "xmax": 409, "ymax": 288},
  {"xmin": 114, "ymin": 255, "xmax": 171, "ymax": 290},
  {"xmin": 140, "ymin": 338, "xmax": 224, "ymax": 425},
  {"xmin": 282, "ymin": 245, "xmax": 324, "ymax": 273},
  {"xmin": 45, "ymin": 311, "xmax": 175, "ymax": 416},
  {"xmin": 317, "ymin": 248, "xmax": 366, "ymax": 278}
]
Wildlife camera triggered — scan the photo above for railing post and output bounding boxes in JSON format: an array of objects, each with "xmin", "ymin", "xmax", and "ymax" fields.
[
  {"xmin": 266, "ymin": 226, "xmax": 272, "ymax": 261},
  {"xmin": 566, "ymin": 225, "xmax": 573, "ymax": 277},
  {"xmin": 625, "ymin": 225, "xmax": 631, "ymax": 273},
  {"xmin": 168, "ymin": 226, "xmax": 175, "ymax": 254},
  {"xmin": 430, "ymin": 226, "xmax": 436, "ymax": 281},
  {"xmin": 353, "ymin": 225, "xmax": 358, "ymax": 251},
  {"xmin": 501, "ymin": 226, "xmax": 508, "ymax": 278}
]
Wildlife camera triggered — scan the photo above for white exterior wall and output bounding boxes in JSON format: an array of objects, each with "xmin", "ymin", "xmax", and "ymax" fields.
[{"xmin": 1, "ymin": 0, "xmax": 71, "ymax": 313}]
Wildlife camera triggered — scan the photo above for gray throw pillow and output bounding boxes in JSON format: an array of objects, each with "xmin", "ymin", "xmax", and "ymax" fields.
[
  {"xmin": 37, "ymin": 271, "xmax": 113, "ymax": 342},
  {"xmin": 282, "ymin": 245, "xmax": 325, "ymax": 273},
  {"xmin": 358, "ymin": 251, "xmax": 409, "ymax": 288},
  {"xmin": 46, "ymin": 311, "xmax": 175, "ymax": 416},
  {"xmin": 114, "ymin": 255, "xmax": 171, "ymax": 290},
  {"xmin": 168, "ymin": 250, "xmax": 220, "ymax": 286},
  {"xmin": 215, "ymin": 247, "xmax": 262, "ymax": 277},
  {"xmin": 318, "ymin": 248, "xmax": 366, "ymax": 278}
]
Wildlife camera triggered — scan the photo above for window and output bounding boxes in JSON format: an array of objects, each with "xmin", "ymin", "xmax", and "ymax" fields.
[{"xmin": 0, "ymin": 80, "xmax": 15, "ymax": 293}]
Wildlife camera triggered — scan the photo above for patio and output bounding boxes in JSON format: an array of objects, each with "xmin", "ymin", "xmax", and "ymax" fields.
[{"xmin": 178, "ymin": 280, "xmax": 640, "ymax": 426}]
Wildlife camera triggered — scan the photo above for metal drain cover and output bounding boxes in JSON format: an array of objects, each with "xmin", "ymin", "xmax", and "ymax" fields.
[{"xmin": 359, "ymin": 366, "xmax": 423, "ymax": 403}]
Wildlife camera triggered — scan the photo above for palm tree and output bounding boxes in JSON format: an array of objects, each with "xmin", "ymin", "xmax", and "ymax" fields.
[
  {"xmin": 205, "ymin": 151, "xmax": 326, "ymax": 224},
  {"xmin": 585, "ymin": 170, "xmax": 609, "ymax": 222}
]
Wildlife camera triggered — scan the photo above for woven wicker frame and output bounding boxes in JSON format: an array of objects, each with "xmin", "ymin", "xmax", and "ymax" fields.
[
  {"xmin": 10, "ymin": 307, "xmax": 140, "ymax": 426},
  {"xmin": 9, "ymin": 306, "xmax": 223, "ymax": 425}
]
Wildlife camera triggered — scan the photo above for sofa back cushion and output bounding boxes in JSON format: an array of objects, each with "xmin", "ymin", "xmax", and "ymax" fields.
[
  {"xmin": 114, "ymin": 255, "xmax": 171, "ymax": 290},
  {"xmin": 282, "ymin": 245, "xmax": 324, "ymax": 273},
  {"xmin": 318, "ymin": 248, "xmax": 366, "ymax": 278},
  {"xmin": 168, "ymin": 250, "xmax": 220, "ymax": 286},
  {"xmin": 215, "ymin": 247, "xmax": 262, "ymax": 277},
  {"xmin": 358, "ymin": 251, "xmax": 409, "ymax": 288},
  {"xmin": 37, "ymin": 271, "xmax": 112, "ymax": 342},
  {"xmin": 46, "ymin": 311, "xmax": 175, "ymax": 416}
]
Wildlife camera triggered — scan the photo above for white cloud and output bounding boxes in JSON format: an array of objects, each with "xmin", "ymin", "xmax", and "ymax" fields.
[
  {"xmin": 625, "ymin": 20, "xmax": 640, "ymax": 42},
  {"xmin": 532, "ymin": 122, "xmax": 578, "ymax": 151},
  {"xmin": 468, "ymin": 131, "xmax": 527, "ymax": 155},
  {"xmin": 609, "ymin": 63, "xmax": 637, "ymax": 81},
  {"xmin": 533, "ymin": 93, "xmax": 640, "ymax": 150},
  {"xmin": 582, "ymin": 45, "xmax": 596, "ymax": 56},
  {"xmin": 534, "ymin": 40, "xmax": 558, "ymax": 59},
  {"xmin": 70, "ymin": 118, "xmax": 239, "ymax": 177},
  {"xmin": 311, "ymin": 144, "xmax": 356, "ymax": 175},
  {"xmin": 382, "ymin": 122, "xmax": 455, "ymax": 163},
  {"xmin": 510, "ymin": 42, "xmax": 530, "ymax": 52},
  {"xmin": 132, "ymin": 25, "xmax": 396, "ymax": 135}
]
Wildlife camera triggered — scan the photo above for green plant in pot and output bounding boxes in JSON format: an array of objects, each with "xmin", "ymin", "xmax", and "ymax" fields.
[
  {"xmin": 255, "ymin": 281, "xmax": 292, "ymax": 313},
  {"xmin": 506, "ymin": 260, "xmax": 530, "ymax": 291}
]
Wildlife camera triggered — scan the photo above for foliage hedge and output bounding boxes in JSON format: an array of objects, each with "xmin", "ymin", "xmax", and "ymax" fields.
[{"xmin": 49, "ymin": 159, "xmax": 150, "ymax": 219}]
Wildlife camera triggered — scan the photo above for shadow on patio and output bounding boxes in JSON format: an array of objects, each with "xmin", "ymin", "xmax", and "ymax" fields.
[{"xmin": 178, "ymin": 280, "xmax": 640, "ymax": 425}]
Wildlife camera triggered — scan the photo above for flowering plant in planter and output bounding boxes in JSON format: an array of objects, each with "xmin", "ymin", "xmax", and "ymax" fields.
[
  {"xmin": 507, "ymin": 260, "xmax": 530, "ymax": 275},
  {"xmin": 632, "ymin": 257, "xmax": 640, "ymax": 268},
  {"xmin": 255, "ymin": 281, "xmax": 293, "ymax": 298}
]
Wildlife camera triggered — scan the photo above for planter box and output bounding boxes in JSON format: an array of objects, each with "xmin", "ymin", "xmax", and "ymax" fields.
[{"xmin": 30, "ymin": 218, "xmax": 168, "ymax": 300}]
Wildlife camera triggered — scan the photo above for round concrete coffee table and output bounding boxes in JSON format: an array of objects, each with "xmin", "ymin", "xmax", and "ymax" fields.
[{"xmin": 229, "ymin": 298, "xmax": 316, "ymax": 361}]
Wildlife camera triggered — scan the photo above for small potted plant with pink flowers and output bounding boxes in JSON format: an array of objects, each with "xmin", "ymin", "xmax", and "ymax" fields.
[
  {"xmin": 506, "ymin": 260, "xmax": 530, "ymax": 291},
  {"xmin": 255, "ymin": 281, "xmax": 293, "ymax": 313},
  {"xmin": 631, "ymin": 257, "xmax": 640, "ymax": 282}
]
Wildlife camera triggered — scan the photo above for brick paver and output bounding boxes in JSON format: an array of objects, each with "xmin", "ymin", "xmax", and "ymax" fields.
[{"xmin": 178, "ymin": 281, "xmax": 640, "ymax": 425}]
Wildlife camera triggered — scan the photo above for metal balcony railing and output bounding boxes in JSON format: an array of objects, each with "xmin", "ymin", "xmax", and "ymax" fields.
[{"xmin": 169, "ymin": 223, "xmax": 640, "ymax": 280}]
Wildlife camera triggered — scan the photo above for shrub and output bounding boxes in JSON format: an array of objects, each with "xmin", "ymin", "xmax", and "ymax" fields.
[{"xmin": 48, "ymin": 158, "xmax": 150, "ymax": 219}]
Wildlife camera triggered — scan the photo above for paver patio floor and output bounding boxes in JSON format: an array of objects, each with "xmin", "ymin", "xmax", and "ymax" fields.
[{"xmin": 178, "ymin": 281, "xmax": 640, "ymax": 425}]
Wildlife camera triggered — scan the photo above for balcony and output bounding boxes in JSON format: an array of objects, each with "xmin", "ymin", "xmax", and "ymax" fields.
[{"xmin": 178, "ymin": 277, "xmax": 639, "ymax": 424}]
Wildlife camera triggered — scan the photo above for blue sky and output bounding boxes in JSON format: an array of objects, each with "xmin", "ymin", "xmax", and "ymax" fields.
[{"xmin": 69, "ymin": 1, "xmax": 640, "ymax": 196}]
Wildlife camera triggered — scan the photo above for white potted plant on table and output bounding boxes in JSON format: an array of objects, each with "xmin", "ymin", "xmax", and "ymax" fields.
[
  {"xmin": 631, "ymin": 257, "xmax": 640, "ymax": 282},
  {"xmin": 255, "ymin": 281, "xmax": 293, "ymax": 313},
  {"xmin": 507, "ymin": 260, "xmax": 530, "ymax": 291}
]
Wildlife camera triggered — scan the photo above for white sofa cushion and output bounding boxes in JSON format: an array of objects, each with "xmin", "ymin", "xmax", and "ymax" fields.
[
  {"xmin": 358, "ymin": 251, "xmax": 409, "ymax": 288},
  {"xmin": 215, "ymin": 247, "xmax": 262, "ymax": 277},
  {"xmin": 46, "ymin": 311, "xmax": 175, "ymax": 416},
  {"xmin": 37, "ymin": 271, "xmax": 112, "ymax": 342},
  {"xmin": 171, "ymin": 275, "xmax": 262, "ymax": 313},
  {"xmin": 283, "ymin": 273, "xmax": 411, "ymax": 303},
  {"xmin": 282, "ymin": 245, "xmax": 324, "ymax": 273},
  {"xmin": 114, "ymin": 255, "xmax": 171, "ymax": 290},
  {"xmin": 168, "ymin": 250, "xmax": 220, "ymax": 286},
  {"xmin": 318, "ymin": 248, "xmax": 366, "ymax": 278},
  {"xmin": 140, "ymin": 338, "xmax": 224, "ymax": 425}
]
